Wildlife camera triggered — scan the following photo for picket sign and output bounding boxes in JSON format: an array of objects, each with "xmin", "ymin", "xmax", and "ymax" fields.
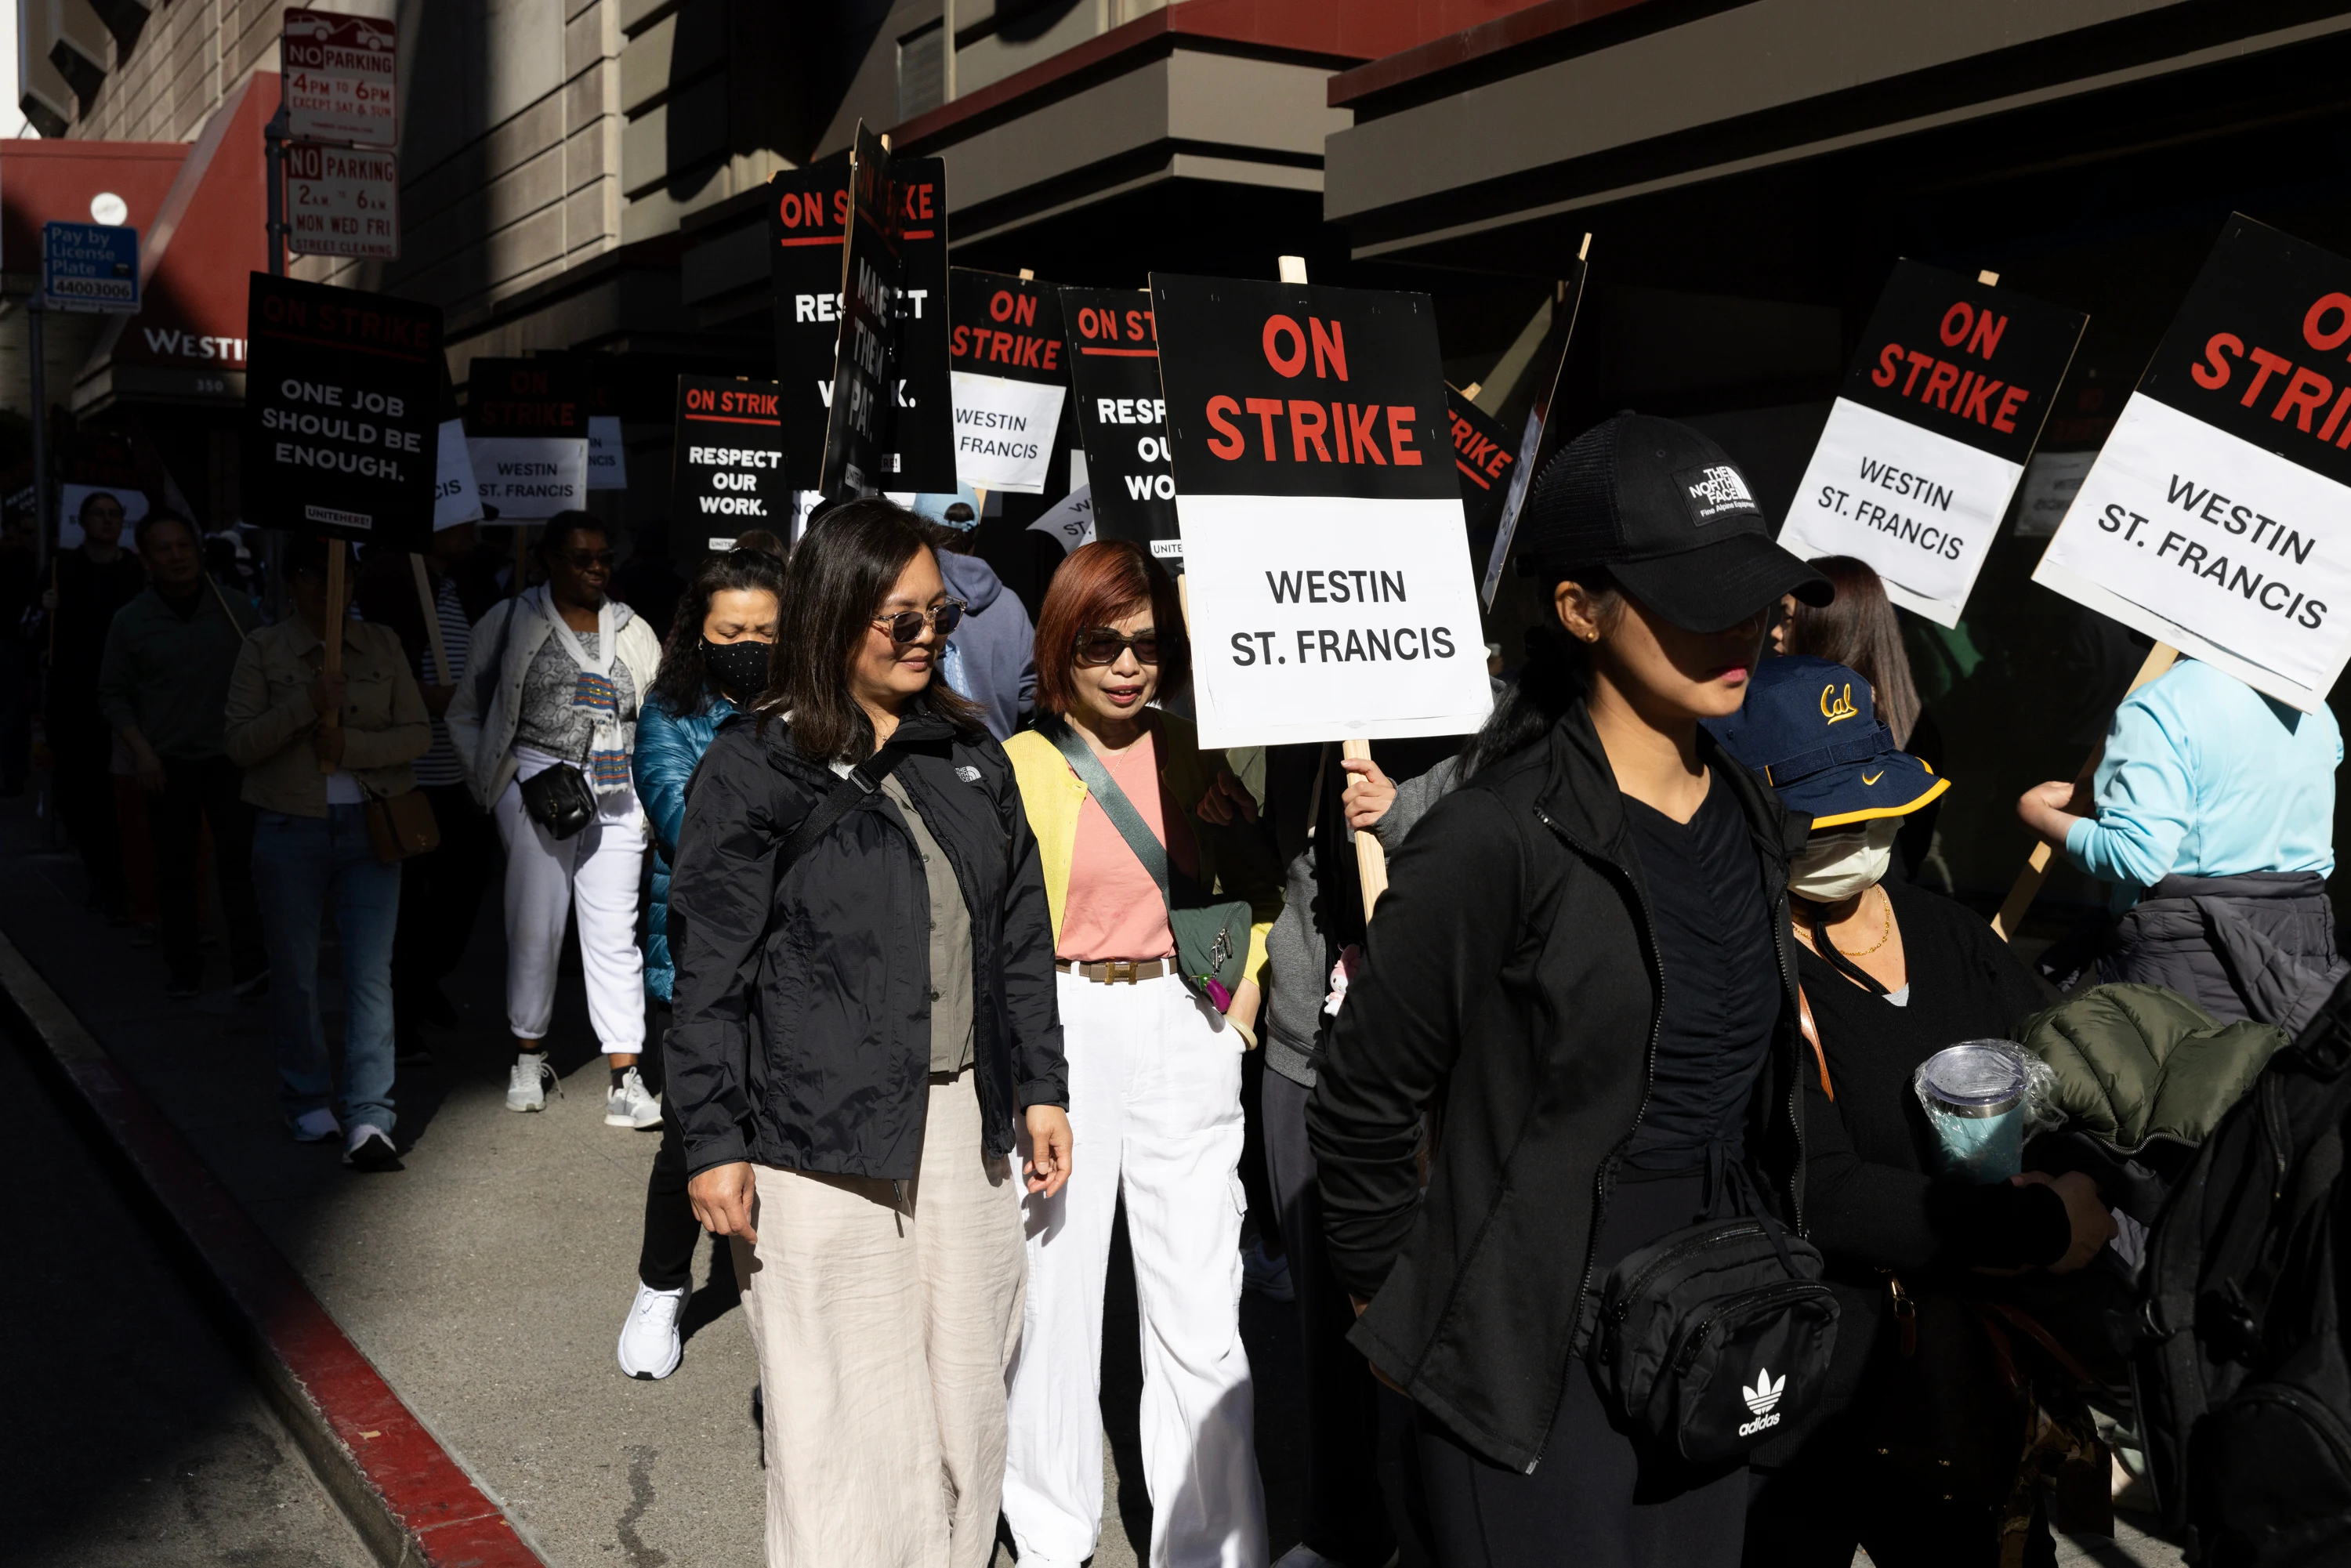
[
  {"xmin": 1270, "ymin": 254, "xmax": 1394, "ymax": 922},
  {"xmin": 318, "ymin": 540, "xmax": 347, "ymax": 772},
  {"xmin": 1990, "ymin": 642, "xmax": 2179, "ymax": 940}
]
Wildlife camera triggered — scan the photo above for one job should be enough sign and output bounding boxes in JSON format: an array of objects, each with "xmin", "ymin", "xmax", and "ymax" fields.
[
  {"xmin": 1152, "ymin": 274, "xmax": 1491, "ymax": 749},
  {"xmin": 2035, "ymin": 215, "xmax": 2351, "ymax": 712},
  {"xmin": 1782, "ymin": 261, "xmax": 2083, "ymax": 626}
]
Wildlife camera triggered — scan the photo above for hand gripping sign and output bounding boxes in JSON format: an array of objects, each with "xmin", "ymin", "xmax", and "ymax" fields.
[
  {"xmin": 1782, "ymin": 261, "xmax": 2085, "ymax": 627},
  {"xmin": 1062, "ymin": 286, "xmax": 1179, "ymax": 559},
  {"xmin": 2034, "ymin": 215, "xmax": 2351, "ymax": 713},
  {"xmin": 1150, "ymin": 274, "xmax": 1494, "ymax": 749},
  {"xmin": 948, "ymin": 268, "xmax": 1067, "ymax": 494}
]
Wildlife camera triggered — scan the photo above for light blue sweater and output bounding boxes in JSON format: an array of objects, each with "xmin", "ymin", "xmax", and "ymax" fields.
[{"xmin": 2064, "ymin": 657, "xmax": 2341, "ymax": 892}]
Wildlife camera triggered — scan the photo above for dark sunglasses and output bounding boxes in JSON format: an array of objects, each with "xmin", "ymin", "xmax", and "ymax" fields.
[
  {"xmin": 556, "ymin": 549, "xmax": 617, "ymax": 570},
  {"xmin": 872, "ymin": 599, "xmax": 966, "ymax": 643},
  {"xmin": 1074, "ymin": 627, "xmax": 1160, "ymax": 667}
]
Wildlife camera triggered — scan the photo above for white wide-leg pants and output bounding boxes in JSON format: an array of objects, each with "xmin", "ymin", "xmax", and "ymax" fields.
[
  {"xmin": 1003, "ymin": 969, "xmax": 1266, "ymax": 1568},
  {"xmin": 492, "ymin": 762, "xmax": 647, "ymax": 1057}
]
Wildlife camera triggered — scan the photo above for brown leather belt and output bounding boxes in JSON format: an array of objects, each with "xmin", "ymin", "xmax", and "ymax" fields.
[{"xmin": 1056, "ymin": 957, "xmax": 1172, "ymax": 984}]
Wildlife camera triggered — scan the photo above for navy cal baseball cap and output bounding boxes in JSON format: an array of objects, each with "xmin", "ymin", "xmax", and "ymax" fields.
[
  {"xmin": 1706, "ymin": 655, "xmax": 1948, "ymax": 828},
  {"xmin": 1513, "ymin": 413, "xmax": 1831, "ymax": 633}
]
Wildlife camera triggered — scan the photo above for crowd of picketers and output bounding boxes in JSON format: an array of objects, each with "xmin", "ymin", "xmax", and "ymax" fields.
[{"xmin": 12, "ymin": 412, "xmax": 2346, "ymax": 1568}]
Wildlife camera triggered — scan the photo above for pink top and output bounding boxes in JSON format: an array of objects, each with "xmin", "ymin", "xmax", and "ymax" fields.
[{"xmin": 1056, "ymin": 727, "xmax": 1199, "ymax": 963}]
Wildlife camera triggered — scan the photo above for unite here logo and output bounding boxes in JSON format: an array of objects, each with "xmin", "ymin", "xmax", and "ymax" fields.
[
  {"xmin": 1686, "ymin": 464, "xmax": 1755, "ymax": 523},
  {"xmin": 1737, "ymin": 1367, "xmax": 1787, "ymax": 1438}
]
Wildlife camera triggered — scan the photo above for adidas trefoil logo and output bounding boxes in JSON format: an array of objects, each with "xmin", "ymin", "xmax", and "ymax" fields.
[{"xmin": 1737, "ymin": 1367, "xmax": 1787, "ymax": 1437}]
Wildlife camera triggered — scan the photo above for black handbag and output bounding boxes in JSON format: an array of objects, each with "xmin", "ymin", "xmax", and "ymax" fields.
[
  {"xmin": 520, "ymin": 735, "xmax": 598, "ymax": 839},
  {"xmin": 1594, "ymin": 1161, "xmax": 1840, "ymax": 1465}
]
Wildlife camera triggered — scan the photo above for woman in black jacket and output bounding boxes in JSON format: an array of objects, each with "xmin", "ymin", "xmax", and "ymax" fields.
[
  {"xmin": 1708, "ymin": 654, "xmax": 2114, "ymax": 1567},
  {"xmin": 1307, "ymin": 415, "xmax": 1832, "ymax": 1568},
  {"xmin": 665, "ymin": 498, "xmax": 1073, "ymax": 1568}
]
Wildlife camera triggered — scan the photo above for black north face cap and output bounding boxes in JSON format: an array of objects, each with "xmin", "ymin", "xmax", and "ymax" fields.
[{"xmin": 1516, "ymin": 413, "xmax": 1831, "ymax": 633}]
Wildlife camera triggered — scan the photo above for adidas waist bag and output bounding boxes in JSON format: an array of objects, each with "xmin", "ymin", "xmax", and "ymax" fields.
[{"xmin": 1595, "ymin": 1212, "xmax": 1839, "ymax": 1465}]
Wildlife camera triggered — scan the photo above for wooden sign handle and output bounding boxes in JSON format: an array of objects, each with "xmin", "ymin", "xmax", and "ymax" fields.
[
  {"xmin": 1989, "ymin": 641, "xmax": 2178, "ymax": 940},
  {"xmin": 317, "ymin": 539, "xmax": 346, "ymax": 773},
  {"xmin": 411, "ymin": 552, "xmax": 452, "ymax": 686},
  {"xmin": 1342, "ymin": 738, "xmax": 1393, "ymax": 922}
]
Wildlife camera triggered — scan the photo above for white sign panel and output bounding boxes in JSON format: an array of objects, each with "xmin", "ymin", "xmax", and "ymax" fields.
[
  {"xmin": 433, "ymin": 420, "xmax": 483, "ymax": 530},
  {"xmin": 284, "ymin": 143, "xmax": 399, "ymax": 260},
  {"xmin": 467, "ymin": 437, "xmax": 588, "ymax": 520},
  {"xmin": 59, "ymin": 484, "xmax": 148, "ymax": 550},
  {"xmin": 1028, "ymin": 483, "xmax": 1096, "ymax": 556},
  {"xmin": 1780, "ymin": 399, "xmax": 2021, "ymax": 627},
  {"xmin": 588, "ymin": 415, "xmax": 628, "ymax": 490},
  {"xmin": 949, "ymin": 371, "xmax": 1065, "ymax": 494},
  {"xmin": 283, "ymin": 12, "xmax": 398, "ymax": 148}
]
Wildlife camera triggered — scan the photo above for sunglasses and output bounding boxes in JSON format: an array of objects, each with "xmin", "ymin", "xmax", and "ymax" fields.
[
  {"xmin": 556, "ymin": 549, "xmax": 617, "ymax": 570},
  {"xmin": 1074, "ymin": 628, "xmax": 1161, "ymax": 667},
  {"xmin": 871, "ymin": 599, "xmax": 967, "ymax": 643}
]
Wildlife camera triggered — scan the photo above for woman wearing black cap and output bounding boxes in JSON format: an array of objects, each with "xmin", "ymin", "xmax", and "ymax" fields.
[
  {"xmin": 1307, "ymin": 415, "xmax": 1834, "ymax": 1566},
  {"xmin": 1708, "ymin": 655, "xmax": 2114, "ymax": 1568}
]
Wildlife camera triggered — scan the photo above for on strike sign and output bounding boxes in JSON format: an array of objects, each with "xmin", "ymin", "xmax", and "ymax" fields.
[
  {"xmin": 1781, "ymin": 262, "xmax": 2084, "ymax": 625},
  {"xmin": 1151, "ymin": 274, "xmax": 1492, "ymax": 748},
  {"xmin": 1061, "ymin": 286, "xmax": 1176, "ymax": 556},
  {"xmin": 284, "ymin": 143, "xmax": 398, "ymax": 259},
  {"xmin": 2036, "ymin": 215, "xmax": 2351, "ymax": 712},
  {"xmin": 768, "ymin": 168, "xmax": 847, "ymax": 491},
  {"xmin": 282, "ymin": 11, "xmax": 397, "ymax": 147},
  {"xmin": 948, "ymin": 268, "xmax": 1067, "ymax": 493},
  {"xmin": 242, "ymin": 274, "xmax": 439, "ymax": 549},
  {"xmin": 465, "ymin": 359, "xmax": 589, "ymax": 520},
  {"xmin": 672, "ymin": 375, "xmax": 788, "ymax": 549}
]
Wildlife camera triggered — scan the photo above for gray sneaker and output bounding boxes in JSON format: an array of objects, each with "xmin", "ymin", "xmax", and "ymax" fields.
[
  {"xmin": 506, "ymin": 1053, "xmax": 556, "ymax": 1113},
  {"xmin": 606, "ymin": 1066, "xmax": 662, "ymax": 1130}
]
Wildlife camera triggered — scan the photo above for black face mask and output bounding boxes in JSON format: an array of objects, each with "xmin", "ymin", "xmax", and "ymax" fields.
[{"xmin": 702, "ymin": 638, "xmax": 772, "ymax": 698}]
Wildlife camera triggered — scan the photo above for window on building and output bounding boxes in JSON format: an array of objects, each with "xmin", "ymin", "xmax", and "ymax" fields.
[{"xmin": 897, "ymin": 21, "xmax": 944, "ymax": 124}]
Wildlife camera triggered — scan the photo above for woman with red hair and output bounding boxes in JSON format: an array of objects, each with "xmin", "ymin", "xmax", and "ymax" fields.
[{"xmin": 1001, "ymin": 539, "xmax": 1282, "ymax": 1568}]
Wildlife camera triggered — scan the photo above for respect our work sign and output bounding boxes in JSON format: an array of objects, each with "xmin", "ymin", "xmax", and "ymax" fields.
[
  {"xmin": 241, "ymin": 274, "xmax": 440, "ymax": 548},
  {"xmin": 2036, "ymin": 215, "xmax": 2351, "ymax": 712},
  {"xmin": 463, "ymin": 358, "xmax": 589, "ymax": 520},
  {"xmin": 948, "ymin": 268, "xmax": 1067, "ymax": 494},
  {"xmin": 1061, "ymin": 287, "xmax": 1178, "ymax": 559},
  {"xmin": 1151, "ymin": 274, "xmax": 1493, "ymax": 749},
  {"xmin": 767, "ymin": 167, "xmax": 847, "ymax": 493},
  {"xmin": 1781, "ymin": 261, "xmax": 2085, "ymax": 626},
  {"xmin": 672, "ymin": 375, "xmax": 788, "ymax": 549}
]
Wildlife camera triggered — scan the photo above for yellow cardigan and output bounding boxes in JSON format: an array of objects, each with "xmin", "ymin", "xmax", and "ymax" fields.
[{"xmin": 1004, "ymin": 712, "xmax": 1281, "ymax": 985}]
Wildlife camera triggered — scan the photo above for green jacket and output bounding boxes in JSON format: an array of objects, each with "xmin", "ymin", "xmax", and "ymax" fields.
[
  {"xmin": 98, "ymin": 578, "xmax": 255, "ymax": 761},
  {"xmin": 2022, "ymin": 982, "xmax": 2286, "ymax": 1155}
]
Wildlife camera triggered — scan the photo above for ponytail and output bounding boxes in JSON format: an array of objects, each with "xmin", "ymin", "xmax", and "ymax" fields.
[{"xmin": 1458, "ymin": 567, "xmax": 1620, "ymax": 780}]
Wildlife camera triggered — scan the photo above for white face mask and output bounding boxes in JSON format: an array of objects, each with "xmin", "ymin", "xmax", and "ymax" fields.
[{"xmin": 1789, "ymin": 817, "xmax": 1901, "ymax": 902}]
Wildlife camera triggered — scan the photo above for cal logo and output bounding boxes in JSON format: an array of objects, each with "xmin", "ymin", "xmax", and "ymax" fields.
[
  {"xmin": 1675, "ymin": 462, "xmax": 1759, "ymax": 526},
  {"xmin": 1820, "ymin": 684, "xmax": 1859, "ymax": 725}
]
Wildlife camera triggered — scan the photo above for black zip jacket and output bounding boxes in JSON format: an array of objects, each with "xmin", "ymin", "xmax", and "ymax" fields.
[
  {"xmin": 665, "ymin": 708, "xmax": 1067, "ymax": 1180},
  {"xmin": 1306, "ymin": 702, "xmax": 1809, "ymax": 1473}
]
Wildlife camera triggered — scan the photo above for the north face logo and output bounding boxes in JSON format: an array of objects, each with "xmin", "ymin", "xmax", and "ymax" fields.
[
  {"xmin": 956, "ymin": 766, "xmax": 984, "ymax": 784},
  {"xmin": 1687, "ymin": 465, "xmax": 1754, "ymax": 512},
  {"xmin": 1737, "ymin": 1367, "xmax": 1787, "ymax": 1436}
]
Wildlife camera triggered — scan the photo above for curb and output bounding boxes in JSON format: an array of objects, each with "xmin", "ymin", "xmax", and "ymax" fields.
[{"xmin": 0, "ymin": 932, "xmax": 549, "ymax": 1568}]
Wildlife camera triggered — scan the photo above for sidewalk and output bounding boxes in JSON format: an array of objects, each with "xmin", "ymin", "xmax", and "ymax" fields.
[{"xmin": 0, "ymin": 792, "xmax": 1304, "ymax": 1567}]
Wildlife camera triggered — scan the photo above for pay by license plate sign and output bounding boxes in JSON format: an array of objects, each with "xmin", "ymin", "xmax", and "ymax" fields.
[
  {"xmin": 2035, "ymin": 215, "xmax": 2351, "ymax": 712},
  {"xmin": 283, "ymin": 11, "xmax": 397, "ymax": 147},
  {"xmin": 42, "ymin": 221, "xmax": 138, "ymax": 312},
  {"xmin": 1151, "ymin": 273, "xmax": 1492, "ymax": 749}
]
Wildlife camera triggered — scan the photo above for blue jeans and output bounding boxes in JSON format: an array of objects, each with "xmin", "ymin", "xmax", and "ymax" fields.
[{"xmin": 252, "ymin": 806, "xmax": 401, "ymax": 1134}]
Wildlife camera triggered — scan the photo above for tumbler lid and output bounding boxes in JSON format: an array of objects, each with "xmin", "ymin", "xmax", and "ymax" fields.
[{"xmin": 1919, "ymin": 1041, "xmax": 2024, "ymax": 1119}]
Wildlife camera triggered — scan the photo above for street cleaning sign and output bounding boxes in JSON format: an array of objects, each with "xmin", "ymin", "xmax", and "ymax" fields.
[
  {"xmin": 1061, "ymin": 286, "xmax": 1177, "ymax": 558},
  {"xmin": 948, "ymin": 268, "xmax": 1067, "ymax": 494},
  {"xmin": 2036, "ymin": 215, "xmax": 2351, "ymax": 712},
  {"xmin": 672, "ymin": 375, "xmax": 788, "ymax": 549},
  {"xmin": 282, "ymin": 11, "xmax": 397, "ymax": 147},
  {"xmin": 242, "ymin": 273, "xmax": 439, "ymax": 549},
  {"xmin": 284, "ymin": 143, "xmax": 399, "ymax": 259},
  {"xmin": 42, "ymin": 221, "xmax": 138, "ymax": 312},
  {"xmin": 464, "ymin": 359, "xmax": 589, "ymax": 520},
  {"xmin": 1781, "ymin": 261, "xmax": 2084, "ymax": 626},
  {"xmin": 1152, "ymin": 274, "xmax": 1493, "ymax": 748}
]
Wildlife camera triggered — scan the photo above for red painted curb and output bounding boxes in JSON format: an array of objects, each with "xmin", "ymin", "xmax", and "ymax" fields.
[{"xmin": 1, "ymin": 936, "xmax": 548, "ymax": 1568}]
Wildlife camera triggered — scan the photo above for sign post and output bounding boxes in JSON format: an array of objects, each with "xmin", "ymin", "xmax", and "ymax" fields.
[{"xmin": 1780, "ymin": 263, "xmax": 2085, "ymax": 626}]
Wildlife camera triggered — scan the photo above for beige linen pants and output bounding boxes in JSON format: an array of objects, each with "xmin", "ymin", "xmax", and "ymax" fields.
[{"xmin": 732, "ymin": 1076, "xmax": 1027, "ymax": 1568}]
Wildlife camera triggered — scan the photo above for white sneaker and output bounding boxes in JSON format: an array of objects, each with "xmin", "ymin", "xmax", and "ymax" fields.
[
  {"xmin": 605, "ymin": 1066, "xmax": 662, "ymax": 1129},
  {"xmin": 506, "ymin": 1053, "xmax": 556, "ymax": 1113},
  {"xmin": 291, "ymin": 1107, "xmax": 341, "ymax": 1143},
  {"xmin": 617, "ymin": 1281, "xmax": 688, "ymax": 1380}
]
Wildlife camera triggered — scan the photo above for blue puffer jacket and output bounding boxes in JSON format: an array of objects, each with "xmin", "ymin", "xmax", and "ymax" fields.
[{"xmin": 636, "ymin": 687, "xmax": 738, "ymax": 1002}]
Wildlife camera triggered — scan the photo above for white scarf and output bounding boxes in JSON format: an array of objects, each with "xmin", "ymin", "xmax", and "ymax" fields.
[{"xmin": 538, "ymin": 590, "xmax": 631, "ymax": 794}]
